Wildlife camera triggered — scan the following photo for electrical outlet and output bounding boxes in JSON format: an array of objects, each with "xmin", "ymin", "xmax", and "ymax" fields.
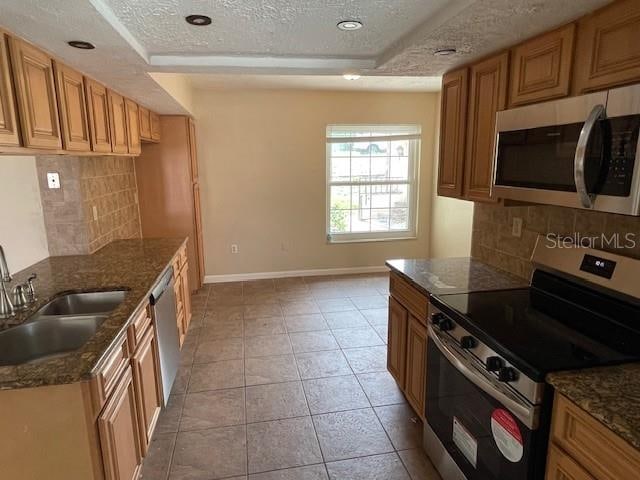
[
  {"xmin": 46, "ymin": 172, "xmax": 60, "ymax": 189},
  {"xmin": 92, "ymin": 205, "xmax": 98, "ymax": 221},
  {"xmin": 231, "ymin": 244, "xmax": 239, "ymax": 254},
  {"xmin": 512, "ymin": 217, "xmax": 523, "ymax": 238}
]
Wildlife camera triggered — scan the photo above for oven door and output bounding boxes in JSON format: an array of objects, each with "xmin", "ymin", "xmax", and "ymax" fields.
[{"xmin": 426, "ymin": 329, "xmax": 550, "ymax": 480}]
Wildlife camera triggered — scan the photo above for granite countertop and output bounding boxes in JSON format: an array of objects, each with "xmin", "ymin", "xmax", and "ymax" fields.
[
  {"xmin": 0, "ymin": 238, "xmax": 186, "ymax": 390},
  {"xmin": 385, "ymin": 257, "xmax": 527, "ymax": 296},
  {"xmin": 547, "ymin": 364, "xmax": 640, "ymax": 450}
]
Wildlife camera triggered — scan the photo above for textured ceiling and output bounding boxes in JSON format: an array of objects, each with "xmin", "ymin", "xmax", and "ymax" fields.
[
  {"xmin": 104, "ymin": 0, "xmax": 450, "ymax": 57},
  {"xmin": 0, "ymin": 0, "xmax": 613, "ymax": 113},
  {"xmin": 188, "ymin": 74, "xmax": 442, "ymax": 92}
]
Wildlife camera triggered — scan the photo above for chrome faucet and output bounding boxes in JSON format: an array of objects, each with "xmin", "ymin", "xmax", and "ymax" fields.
[{"xmin": 0, "ymin": 245, "xmax": 14, "ymax": 319}]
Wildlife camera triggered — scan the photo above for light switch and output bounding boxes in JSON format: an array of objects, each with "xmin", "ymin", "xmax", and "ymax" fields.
[
  {"xmin": 92, "ymin": 205, "xmax": 98, "ymax": 221},
  {"xmin": 512, "ymin": 217, "xmax": 523, "ymax": 238},
  {"xmin": 46, "ymin": 172, "xmax": 60, "ymax": 189}
]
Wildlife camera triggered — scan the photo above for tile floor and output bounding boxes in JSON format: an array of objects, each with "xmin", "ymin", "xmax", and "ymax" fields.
[{"xmin": 141, "ymin": 273, "xmax": 441, "ymax": 480}]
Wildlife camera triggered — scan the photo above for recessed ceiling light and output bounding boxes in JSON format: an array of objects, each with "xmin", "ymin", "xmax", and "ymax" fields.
[
  {"xmin": 67, "ymin": 40, "xmax": 95, "ymax": 50},
  {"xmin": 337, "ymin": 20, "xmax": 363, "ymax": 31},
  {"xmin": 343, "ymin": 73, "xmax": 361, "ymax": 81},
  {"xmin": 434, "ymin": 48, "xmax": 457, "ymax": 56},
  {"xmin": 186, "ymin": 14, "xmax": 212, "ymax": 26}
]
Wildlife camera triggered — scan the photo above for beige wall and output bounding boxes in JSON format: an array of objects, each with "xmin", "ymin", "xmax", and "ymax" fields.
[
  {"xmin": 194, "ymin": 89, "xmax": 440, "ymax": 277},
  {"xmin": 0, "ymin": 156, "xmax": 49, "ymax": 274},
  {"xmin": 150, "ymin": 73, "xmax": 195, "ymax": 115}
]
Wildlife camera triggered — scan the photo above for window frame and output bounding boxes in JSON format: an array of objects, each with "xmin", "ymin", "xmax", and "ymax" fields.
[{"xmin": 325, "ymin": 124, "xmax": 421, "ymax": 244}]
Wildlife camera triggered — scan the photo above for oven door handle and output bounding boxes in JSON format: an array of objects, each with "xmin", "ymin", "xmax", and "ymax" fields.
[
  {"xmin": 574, "ymin": 104, "xmax": 606, "ymax": 209},
  {"xmin": 428, "ymin": 325, "xmax": 539, "ymax": 430}
]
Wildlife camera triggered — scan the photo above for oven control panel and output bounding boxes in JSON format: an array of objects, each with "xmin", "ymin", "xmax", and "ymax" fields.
[{"xmin": 428, "ymin": 307, "xmax": 545, "ymax": 406}]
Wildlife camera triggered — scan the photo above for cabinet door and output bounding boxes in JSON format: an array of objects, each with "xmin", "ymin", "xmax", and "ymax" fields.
[
  {"xmin": 85, "ymin": 78, "xmax": 112, "ymax": 153},
  {"xmin": 574, "ymin": 0, "xmax": 640, "ymax": 93},
  {"xmin": 125, "ymin": 98, "xmax": 141, "ymax": 155},
  {"xmin": 387, "ymin": 296, "xmax": 408, "ymax": 389},
  {"xmin": 108, "ymin": 90, "xmax": 128, "ymax": 154},
  {"xmin": 464, "ymin": 51, "xmax": 509, "ymax": 202},
  {"xmin": 405, "ymin": 315, "xmax": 427, "ymax": 420},
  {"xmin": 8, "ymin": 37, "xmax": 62, "ymax": 149},
  {"xmin": 131, "ymin": 326, "xmax": 162, "ymax": 455},
  {"xmin": 509, "ymin": 24, "xmax": 575, "ymax": 107},
  {"xmin": 545, "ymin": 444, "xmax": 595, "ymax": 480},
  {"xmin": 173, "ymin": 272, "xmax": 186, "ymax": 347},
  {"xmin": 53, "ymin": 62, "xmax": 90, "ymax": 151},
  {"xmin": 98, "ymin": 366, "xmax": 142, "ymax": 480},
  {"xmin": 138, "ymin": 106, "xmax": 151, "ymax": 141},
  {"xmin": 150, "ymin": 111, "xmax": 161, "ymax": 141},
  {"xmin": 192, "ymin": 183, "xmax": 205, "ymax": 289},
  {"xmin": 437, "ymin": 67, "xmax": 468, "ymax": 198},
  {"xmin": 180, "ymin": 264, "xmax": 192, "ymax": 333},
  {"xmin": 188, "ymin": 118, "xmax": 199, "ymax": 181},
  {"xmin": 0, "ymin": 33, "xmax": 20, "ymax": 146}
]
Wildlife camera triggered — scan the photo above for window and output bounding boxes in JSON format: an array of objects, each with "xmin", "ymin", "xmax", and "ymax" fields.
[{"xmin": 326, "ymin": 124, "xmax": 421, "ymax": 242}]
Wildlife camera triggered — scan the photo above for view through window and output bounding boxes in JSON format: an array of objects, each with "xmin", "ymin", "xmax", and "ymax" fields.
[{"xmin": 326, "ymin": 125, "xmax": 421, "ymax": 242}]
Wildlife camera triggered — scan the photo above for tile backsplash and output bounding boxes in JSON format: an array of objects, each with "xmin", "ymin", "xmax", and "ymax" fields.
[
  {"xmin": 472, "ymin": 203, "xmax": 640, "ymax": 279},
  {"xmin": 36, "ymin": 156, "xmax": 141, "ymax": 255}
]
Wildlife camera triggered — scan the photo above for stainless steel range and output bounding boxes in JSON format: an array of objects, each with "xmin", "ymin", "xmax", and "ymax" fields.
[{"xmin": 423, "ymin": 236, "xmax": 640, "ymax": 480}]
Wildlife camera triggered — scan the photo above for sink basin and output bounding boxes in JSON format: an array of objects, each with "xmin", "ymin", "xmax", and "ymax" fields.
[
  {"xmin": 0, "ymin": 315, "xmax": 107, "ymax": 366},
  {"xmin": 31, "ymin": 291, "xmax": 126, "ymax": 318}
]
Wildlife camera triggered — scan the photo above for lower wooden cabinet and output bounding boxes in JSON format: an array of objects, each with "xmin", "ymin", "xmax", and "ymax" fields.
[
  {"xmin": 131, "ymin": 325, "xmax": 162, "ymax": 455},
  {"xmin": 405, "ymin": 315, "xmax": 427, "ymax": 420},
  {"xmin": 173, "ymin": 246, "xmax": 192, "ymax": 348},
  {"xmin": 546, "ymin": 444, "xmax": 595, "ymax": 480},
  {"xmin": 387, "ymin": 277, "xmax": 429, "ymax": 419},
  {"xmin": 180, "ymin": 263, "xmax": 192, "ymax": 335},
  {"xmin": 98, "ymin": 366, "xmax": 143, "ymax": 480},
  {"xmin": 387, "ymin": 296, "xmax": 408, "ymax": 388}
]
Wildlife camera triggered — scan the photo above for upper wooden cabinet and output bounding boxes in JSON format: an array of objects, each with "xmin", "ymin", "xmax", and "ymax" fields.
[
  {"xmin": 108, "ymin": 90, "xmax": 128, "ymax": 154},
  {"xmin": 509, "ymin": 24, "xmax": 575, "ymax": 107},
  {"xmin": 574, "ymin": 0, "xmax": 640, "ymax": 93},
  {"xmin": 125, "ymin": 98, "xmax": 141, "ymax": 155},
  {"xmin": 0, "ymin": 33, "xmax": 20, "ymax": 147},
  {"xmin": 53, "ymin": 62, "xmax": 90, "ymax": 152},
  {"xmin": 8, "ymin": 37, "xmax": 62, "ymax": 149},
  {"xmin": 85, "ymin": 78, "xmax": 112, "ymax": 153},
  {"xmin": 437, "ymin": 68, "xmax": 468, "ymax": 198},
  {"xmin": 150, "ymin": 111, "xmax": 161, "ymax": 141},
  {"xmin": 464, "ymin": 52, "xmax": 509, "ymax": 202},
  {"xmin": 138, "ymin": 106, "xmax": 151, "ymax": 141}
]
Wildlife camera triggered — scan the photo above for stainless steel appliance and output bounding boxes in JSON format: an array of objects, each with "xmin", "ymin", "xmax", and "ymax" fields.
[
  {"xmin": 150, "ymin": 267, "xmax": 180, "ymax": 406},
  {"xmin": 424, "ymin": 237, "xmax": 640, "ymax": 480},
  {"xmin": 493, "ymin": 83, "xmax": 640, "ymax": 215}
]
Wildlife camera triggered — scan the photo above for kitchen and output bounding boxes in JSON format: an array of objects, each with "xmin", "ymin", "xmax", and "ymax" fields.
[{"xmin": 0, "ymin": 0, "xmax": 639, "ymax": 479}]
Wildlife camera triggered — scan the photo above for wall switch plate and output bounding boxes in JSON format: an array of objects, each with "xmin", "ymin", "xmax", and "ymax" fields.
[
  {"xmin": 512, "ymin": 217, "xmax": 523, "ymax": 238},
  {"xmin": 46, "ymin": 172, "xmax": 60, "ymax": 189},
  {"xmin": 231, "ymin": 244, "xmax": 239, "ymax": 254},
  {"xmin": 92, "ymin": 205, "xmax": 98, "ymax": 221}
]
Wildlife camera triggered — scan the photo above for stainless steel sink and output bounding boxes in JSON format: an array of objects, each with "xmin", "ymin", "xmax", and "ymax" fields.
[
  {"xmin": 0, "ymin": 315, "xmax": 107, "ymax": 365},
  {"xmin": 31, "ymin": 291, "xmax": 126, "ymax": 318},
  {"xmin": 0, "ymin": 290, "xmax": 126, "ymax": 366}
]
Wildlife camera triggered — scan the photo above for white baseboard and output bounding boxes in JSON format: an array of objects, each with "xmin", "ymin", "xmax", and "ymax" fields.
[{"xmin": 204, "ymin": 265, "xmax": 389, "ymax": 284}]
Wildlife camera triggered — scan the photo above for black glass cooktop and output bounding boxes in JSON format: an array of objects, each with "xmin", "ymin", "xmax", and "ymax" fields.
[{"xmin": 430, "ymin": 271, "xmax": 640, "ymax": 381}]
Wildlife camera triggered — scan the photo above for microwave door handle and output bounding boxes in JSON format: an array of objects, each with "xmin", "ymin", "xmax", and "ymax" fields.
[
  {"xmin": 574, "ymin": 104, "xmax": 606, "ymax": 209},
  {"xmin": 428, "ymin": 325, "xmax": 539, "ymax": 429}
]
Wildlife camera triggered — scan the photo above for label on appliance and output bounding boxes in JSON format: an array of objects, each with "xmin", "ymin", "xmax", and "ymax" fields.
[
  {"xmin": 491, "ymin": 409, "xmax": 524, "ymax": 463},
  {"xmin": 452, "ymin": 416, "xmax": 478, "ymax": 468}
]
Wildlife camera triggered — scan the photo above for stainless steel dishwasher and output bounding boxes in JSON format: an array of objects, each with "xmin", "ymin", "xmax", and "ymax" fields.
[{"xmin": 150, "ymin": 267, "xmax": 181, "ymax": 406}]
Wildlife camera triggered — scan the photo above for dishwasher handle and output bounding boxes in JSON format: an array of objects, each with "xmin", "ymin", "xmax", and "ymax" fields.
[{"xmin": 150, "ymin": 266, "xmax": 175, "ymax": 305}]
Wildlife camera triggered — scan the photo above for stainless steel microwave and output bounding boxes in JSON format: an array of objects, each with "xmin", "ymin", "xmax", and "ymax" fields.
[{"xmin": 492, "ymin": 84, "xmax": 640, "ymax": 215}]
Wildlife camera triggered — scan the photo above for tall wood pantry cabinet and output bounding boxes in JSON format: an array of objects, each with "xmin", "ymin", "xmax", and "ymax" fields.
[{"xmin": 135, "ymin": 116, "xmax": 205, "ymax": 291}]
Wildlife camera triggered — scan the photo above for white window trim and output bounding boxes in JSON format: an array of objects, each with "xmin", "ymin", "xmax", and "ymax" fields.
[{"xmin": 325, "ymin": 125, "xmax": 421, "ymax": 244}]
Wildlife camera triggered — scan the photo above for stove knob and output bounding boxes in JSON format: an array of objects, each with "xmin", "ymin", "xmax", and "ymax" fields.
[
  {"xmin": 498, "ymin": 367, "xmax": 518, "ymax": 383},
  {"xmin": 438, "ymin": 318, "xmax": 454, "ymax": 332},
  {"xmin": 430, "ymin": 312, "xmax": 445, "ymax": 327},
  {"xmin": 486, "ymin": 356, "xmax": 504, "ymax": 372},
  {"xmin": 460, "ymin": 336, "xmax": 477, "ymax": 349}
]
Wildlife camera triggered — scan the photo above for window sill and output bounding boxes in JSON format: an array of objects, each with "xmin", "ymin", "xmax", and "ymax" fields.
[{"xmin": 327, "ymin": 235, "xmax": 418, "ymax": 245}]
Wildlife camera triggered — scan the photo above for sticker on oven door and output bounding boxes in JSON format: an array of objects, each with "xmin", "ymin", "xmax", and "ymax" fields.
[
  {"xmin": 491, "ymin": 408, "xmax": 523, "ymax": 463},
  {"xmin": 452, "ymin": 416, "xmax": 478, "ymax": 468}
]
